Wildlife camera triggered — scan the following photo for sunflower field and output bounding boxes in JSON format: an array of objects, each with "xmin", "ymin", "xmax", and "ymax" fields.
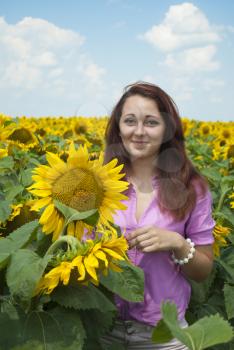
[{"xmin": 0, "ymin": 113, "xmax": 233, "ymax": 350}]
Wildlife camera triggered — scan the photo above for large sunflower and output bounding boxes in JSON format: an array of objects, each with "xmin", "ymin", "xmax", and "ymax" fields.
[{"xmin": 28, "ymin": 143, "xmax": 129, "ymax": 241}]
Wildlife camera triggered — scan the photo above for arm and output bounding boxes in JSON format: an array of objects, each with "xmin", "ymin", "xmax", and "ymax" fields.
[
  {"xmin": 128, "ymin": 226, "xmax": 214, "ymax": 283},
  {"xmin": 172, "ymin": 236, "xmax": 214, "ymax": 282}
]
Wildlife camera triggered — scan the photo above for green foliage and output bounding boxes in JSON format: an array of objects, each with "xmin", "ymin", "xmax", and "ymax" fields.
[
  {"xmin": 6, "ymin": 249, "xmax": 51, "ymax": 302},
  {"xmin": 80, "ymin": 309, "xmax": 114, "ymax": 350},
  {"xmin": 54, "ymin": 199, "xmax": 99, "ymax": 227},
  {"xmin": 0, "ymin": 199, "xmax": 11, "ymax": 222},
  {"xmin": 0, "ymin": 306, "xmax": 85, "ymax": 350},
  {"xmin": 223, "ymin": 284, "xmax": 234, "ymax": 320},
  {"xmin": 152, "ymin": 301, "xmax": 233, "ymax": 350},
  {"xmin": 0, "ymin": 156, "xmax": 14, "ymax": 174},
  {"xmin": 0, "ymin": 220, "xmax": 39, "ymax": 269},
  {"xmin": 51, "ymin": 284, "xmax": 116, "ymax": 312},
  {"xmin": 100, "ymin": 260, "xmax": 144, "ymax": 302}
]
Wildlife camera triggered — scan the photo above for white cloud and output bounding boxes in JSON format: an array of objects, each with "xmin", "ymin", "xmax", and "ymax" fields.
[
  {"xmin": 138, "ymin": 2, "xmax": 225, "ymax": 103},
  {"xmin": 83, "ymin": 63, "xmax": 106, "ymax": 83},
  {"xmin": 165, "ymin": 45, "xmax": 220, "ymax": 72},
  {"xmin": 0, "ymin": 16, "xmax": 107, "ymax": 111},
  {"xmin": 139, "ymin": 2, "xmax": 221, "ymax": 75},
  {"xmin": 140, "ymin": 2, "xmax": 220, "ymax": 52}
]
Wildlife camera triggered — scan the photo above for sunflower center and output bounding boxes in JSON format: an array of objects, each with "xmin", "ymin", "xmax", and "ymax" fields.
[
  {"xmin": 52, "ymin": 168, "xmax": 104, "ymax": 212},
  {"xmin": 74, "ymin": 123, "xmax": 87, "ymax": 134},
  {"xmin": 222, "ymin": 130, "xmax": 231, "ymax": 138},
  {"xmin": 202, "ymin": 126, "xmax": 209, "ymax": 135},
  {"xmin": 9, "ymin": 128, "xmax": 34, "ymax": 143}
]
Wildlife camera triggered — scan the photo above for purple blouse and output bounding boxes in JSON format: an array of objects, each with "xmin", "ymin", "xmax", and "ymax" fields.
[{"xmin": 113, "ymin": 176, "xmax": 216, "ymax": 326}]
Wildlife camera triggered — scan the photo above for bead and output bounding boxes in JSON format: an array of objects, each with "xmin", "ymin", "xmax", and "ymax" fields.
[{"xmin": 171, "ymin": 238, "xmax": 195, "ymax": 265}]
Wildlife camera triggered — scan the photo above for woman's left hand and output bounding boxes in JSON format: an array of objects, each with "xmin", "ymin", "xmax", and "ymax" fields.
[{"xmin": 127, "ymin": 225, "xmax": 182, "ymax": 253}]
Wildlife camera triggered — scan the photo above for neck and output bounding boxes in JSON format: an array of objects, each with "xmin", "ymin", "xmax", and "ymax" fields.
[{"xmin": 127, "ymin": 157, "xmax": 157, "ymax": 182}]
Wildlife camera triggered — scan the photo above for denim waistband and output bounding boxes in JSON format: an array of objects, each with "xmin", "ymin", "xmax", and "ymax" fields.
[{"xmin": 116, "ymin": 317, "xmax": 188, "ymax": 332}]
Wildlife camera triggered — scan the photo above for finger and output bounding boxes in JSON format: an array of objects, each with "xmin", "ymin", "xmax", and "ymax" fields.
[
  {"xmin": 137, "ymin": 238, "xmax": 154, "ymax": 250},
  {"xmin": 141, "ymin": 242, "xmax": 160, "ymax": 253},
  {"xmin": 128, "ymin": 226, "xmax": 152, "ymax": 240},
  {"xmin": 129, "ymin": 234, "xmax": 152, "ymax": 249}
]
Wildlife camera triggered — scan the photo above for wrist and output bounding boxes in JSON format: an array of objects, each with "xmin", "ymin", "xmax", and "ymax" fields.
[
  {"xmin": 171, "ymin": 238, "xmax": 195, "ymax": 265},
  {"xmin": 173, "ymin": 233, "xmax": 187, "ymax": 254}
]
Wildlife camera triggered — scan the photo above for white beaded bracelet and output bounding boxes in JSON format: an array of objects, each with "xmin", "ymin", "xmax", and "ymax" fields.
[{"xmin": 171, "ymin": 238, "xmax": 195, "ymax": 265}]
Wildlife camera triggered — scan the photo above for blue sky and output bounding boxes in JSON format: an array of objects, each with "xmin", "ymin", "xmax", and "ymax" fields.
[{"xmin": 0, "ymin": 0, "xmax": 233, "ymax": 121}]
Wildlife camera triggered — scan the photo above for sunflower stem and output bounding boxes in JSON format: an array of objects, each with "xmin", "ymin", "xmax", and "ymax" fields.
[
  {"xmin": 215, "ymin": 188, "xmax": 229, "ymax": 214},
  {"xmin": 45, "ymin": 236, "xmax": 81, "ymax": 257}
]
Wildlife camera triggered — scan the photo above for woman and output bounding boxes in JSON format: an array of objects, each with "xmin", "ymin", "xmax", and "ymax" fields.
[{"xmin": 102, "ymin": 82, "xmax": 215, "ymax": 349}]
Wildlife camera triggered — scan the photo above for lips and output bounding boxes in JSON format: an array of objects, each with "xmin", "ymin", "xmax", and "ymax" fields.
[{"xmin": 132, "ymin": 141, "xmax": 148, "ymax": 144}]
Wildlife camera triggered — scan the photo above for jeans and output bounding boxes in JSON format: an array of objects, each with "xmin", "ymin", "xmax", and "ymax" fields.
[{"xmin": 101, "ymin": 318, "xmax": 189, "ymax": 350}]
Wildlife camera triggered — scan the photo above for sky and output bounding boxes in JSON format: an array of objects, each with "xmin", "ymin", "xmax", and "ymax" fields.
[{"xmin": 0, "ymin": 0, "xmax": 234, "ymax": 121}]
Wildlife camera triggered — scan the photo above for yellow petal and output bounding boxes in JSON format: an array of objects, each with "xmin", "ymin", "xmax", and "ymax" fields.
[
  {"xmin": 30, "ymin": 197, "xmax": 52, "ymax": 211},
  {"xmin": 102, "ymin": 248, "xmax": 125, "ymax": 261},
  {"xmin": 84, "ymin": 256, "xmax": 98, "ymax": 281},
  {"xmin": 52, "ymin": 217, "xmax": 64, "ymax": 241},
  {"xmin": 39, "ymin": 204, "xmax": 55, "ymax": 225}
]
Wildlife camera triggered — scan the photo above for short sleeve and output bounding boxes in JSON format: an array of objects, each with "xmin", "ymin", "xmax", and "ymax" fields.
[{"xmin": 185, "ymin": 189, "xmax": 216, "ymax": 245}]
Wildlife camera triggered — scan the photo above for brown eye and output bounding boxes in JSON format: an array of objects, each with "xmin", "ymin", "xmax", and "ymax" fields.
[
  {"xmin": 125, "ymin": 119, "xmax": 135, "ymax": 124},
  {"xmin": 145, "ymin": 120, "xmax": 158, "ymax": 125}
]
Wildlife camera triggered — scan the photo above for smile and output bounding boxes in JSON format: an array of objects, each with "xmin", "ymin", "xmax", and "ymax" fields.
[{"xmin": 132, "ymin": 141, "xmax": 148, "ymax": 144}]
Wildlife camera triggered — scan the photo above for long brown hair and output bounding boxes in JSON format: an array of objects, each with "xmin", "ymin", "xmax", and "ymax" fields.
[{"xmin": 104, "ymin": 81, "xmax": 209, "ymax": 221}]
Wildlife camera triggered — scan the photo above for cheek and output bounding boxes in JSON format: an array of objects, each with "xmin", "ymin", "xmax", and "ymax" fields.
[{"xmin": 119, "ymin": 126, "xmax": 132, "ymax": 138}]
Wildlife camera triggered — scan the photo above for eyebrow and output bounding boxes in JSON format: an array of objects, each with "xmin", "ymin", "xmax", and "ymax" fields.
[{"xmin": 123, "ymin": 113, "xmax": 160, "ymax": 119}]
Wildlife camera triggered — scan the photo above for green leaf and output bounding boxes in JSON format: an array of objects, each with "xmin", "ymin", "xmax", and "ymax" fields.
[
  {"xmin": 219, "ymin": 207, "xmax": 234, "ymax": 227},
  {"xmin": 0, "ymin": 299, "xmax": 19, "ymax": 320},
  {"xmin": 224, "ymin": 284, "xmax": 234, "ymax": 320},
  {"xmin": 20, "ymin": 168, "xmax": 33, "ymax": 187},
  {"xmin": 6, "ymin": 249, "xmax": 51, "ymax": 302},
  {"xmin": 22, "ymin": 307, "xmax": 85, "ymax": 349},
  {"xmin": 52, "ymin": 284, "xmax": 116, "ymax": 312},
  {"xmin": 80, "ymin": 308, "xmax": 114, "ymax": 350},
  {"xmin": 152, "ymin": 301, "xmax": 233, "ymax": 350},
  {"xmin": 0, "ymin": 220, "xmax": 39, "ymax": 269},
  {"xmin": 221, "ymin": 176, "xmax": 234, "ymax": 186},
  {"xmin": 200, "ymin": 168, "xmax": 222, "ymax": 184},
  {"xmin": 151, "ymin": 319, "xmax": 173, "ymax": 343},
  {"xmin": 0, "ymin": 156, "xmax": 14, "ymax": 171},
  {"xmin": 0, "ymin": 199, "xmax": 11, "ymax": 222},
  {"xmin": 5, "ymin": 185, "xmax": 24, "ymax": 201},
  {"xmin": 54, "ymin": 199, "xmax": 97, "ymax": 225},
  {"xmin": 0, "ymin": 311, "xmax": 22, "ymax": 348},
  {"xmin": 189, "ymin": 267, "xmax": 217, "ymax": 304},
  {"xmin": 100, "ymin": 261, "xmax": 144, "ymax": 302},
  {"xmin": 218, "ymin": 247, "xmax": 234, "ymax": 280}
]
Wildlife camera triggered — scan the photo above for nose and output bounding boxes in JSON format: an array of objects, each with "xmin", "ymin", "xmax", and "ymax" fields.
[{"xmin": 134, "ymin": 122, "xmax": 145, "ymax": 136}]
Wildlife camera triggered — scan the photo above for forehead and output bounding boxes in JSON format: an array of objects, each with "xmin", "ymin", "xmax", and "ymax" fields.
[{"xmin": 122, "ymin": 95, "xmax": 160, "ymax": 116}]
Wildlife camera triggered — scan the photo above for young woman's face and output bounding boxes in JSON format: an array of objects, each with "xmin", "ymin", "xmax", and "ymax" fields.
[{"xmin": 119, "ymin": 95, "xmax": 166, "ymax": 161}]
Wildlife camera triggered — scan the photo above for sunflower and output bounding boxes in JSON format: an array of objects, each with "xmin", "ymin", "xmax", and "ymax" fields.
[
  {"xmin": 0, "ymin": 148, "xmax": 8, "ymax": 158},
  {"xmin": 2, "ymin": 119, "xmax": 39, "ymax": 150},
  {"xmin": 213, "ymin": 224, "xmax": 231, "ymax": 257},
  {"xmin": 2, "ymin": 202, "xmax": 38, "ymax": 235},
  {"xmin": 73, "ymin": 118, "xmax": 91, "ymax": 135},
  {"xmin": 35, "ymin": 226, "xmax": 128, "ymax": 294},
  {"xmin": 228, "ymin": 192, "xmax": 234, "ymax": 209},
  {"xmin": 28, "ymin": 143, "xmax": 129, "ymax": 241}
]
